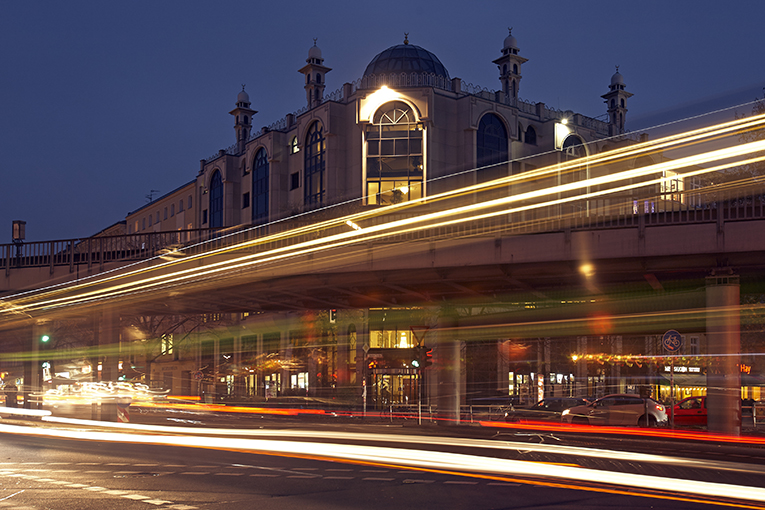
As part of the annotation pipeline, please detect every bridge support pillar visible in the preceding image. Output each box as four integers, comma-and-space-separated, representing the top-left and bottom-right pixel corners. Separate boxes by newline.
96, 307, 121, 385
706, 272, 740, 435
434, 307, 460, 424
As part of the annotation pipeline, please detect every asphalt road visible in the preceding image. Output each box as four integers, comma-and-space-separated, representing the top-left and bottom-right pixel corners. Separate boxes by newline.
0, 422, 740, 510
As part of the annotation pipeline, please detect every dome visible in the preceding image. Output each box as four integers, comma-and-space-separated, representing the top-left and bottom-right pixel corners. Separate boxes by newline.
363, 43, 450, 79
308, 43, 322, 60
610, 70, 625, 87
503, 33, 518, 51
237, 88, 250, 104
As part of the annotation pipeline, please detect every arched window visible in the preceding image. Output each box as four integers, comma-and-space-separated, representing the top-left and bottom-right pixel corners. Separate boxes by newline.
316, 73, 321, 83
365, 101, 423, 205
477, 114, 508, 181
620, 98, 625, 107
513, 64, 518, 74
304, 122, 326, 206
518, 123, 523, 141
209, 170, 223, 228
503, 64, 507, 74
524, 126, 537, 145
252, 148, 269, 224
562, 135, 586, 161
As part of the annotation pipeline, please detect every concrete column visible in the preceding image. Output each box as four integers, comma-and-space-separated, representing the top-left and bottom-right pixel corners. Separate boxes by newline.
97, 307, 120, 383
706, 273, 740, 435
434, 307, 460, 424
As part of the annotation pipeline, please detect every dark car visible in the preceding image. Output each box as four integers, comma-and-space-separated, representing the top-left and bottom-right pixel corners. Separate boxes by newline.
506, 397, 589, 422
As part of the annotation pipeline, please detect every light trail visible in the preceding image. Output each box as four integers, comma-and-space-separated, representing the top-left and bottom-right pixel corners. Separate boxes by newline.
2, 421, 765, 507
5, 137, 765, 315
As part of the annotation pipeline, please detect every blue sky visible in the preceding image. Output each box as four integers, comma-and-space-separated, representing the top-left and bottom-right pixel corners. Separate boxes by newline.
1, 1, 762, 241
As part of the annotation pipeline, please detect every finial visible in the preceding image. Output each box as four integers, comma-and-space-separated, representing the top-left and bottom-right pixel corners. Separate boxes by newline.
508, 27, 513, 35
404, 32, 409, 45
615, 65, 620, 73
241, 84, 246, 91
313, 37, 317, 47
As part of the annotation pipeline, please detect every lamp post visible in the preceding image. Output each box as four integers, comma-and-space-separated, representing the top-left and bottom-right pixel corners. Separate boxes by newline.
12, 220, 25, 263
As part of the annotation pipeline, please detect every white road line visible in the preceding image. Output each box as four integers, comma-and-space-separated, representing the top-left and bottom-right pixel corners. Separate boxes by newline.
363, 477, 395, 481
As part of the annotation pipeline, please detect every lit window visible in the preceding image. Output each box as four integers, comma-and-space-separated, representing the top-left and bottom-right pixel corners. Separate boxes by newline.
291, 136, 300, 154
252, 148, 269, 223
304, 123, 325, 207
365, 101, 423, 205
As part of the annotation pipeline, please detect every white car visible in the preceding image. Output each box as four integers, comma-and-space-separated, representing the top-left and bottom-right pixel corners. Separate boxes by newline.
561, 394, 668, 427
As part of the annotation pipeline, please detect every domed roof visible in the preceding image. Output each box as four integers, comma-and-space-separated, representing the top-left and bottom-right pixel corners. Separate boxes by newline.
610, 69, 625, 86
503, 29, 518, 51
237, 87, 250, 104
363, 43, 450, 79
308, 40, 322, 60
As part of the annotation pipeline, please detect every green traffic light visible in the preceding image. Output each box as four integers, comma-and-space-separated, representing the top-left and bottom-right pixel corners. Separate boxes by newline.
41, 335, 50, 343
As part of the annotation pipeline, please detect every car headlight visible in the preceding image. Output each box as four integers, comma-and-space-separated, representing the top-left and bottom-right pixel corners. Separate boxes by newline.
562, 409, 570, 416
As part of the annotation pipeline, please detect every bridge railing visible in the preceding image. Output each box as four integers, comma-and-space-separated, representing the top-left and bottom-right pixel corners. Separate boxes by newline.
4, 189, 764, 277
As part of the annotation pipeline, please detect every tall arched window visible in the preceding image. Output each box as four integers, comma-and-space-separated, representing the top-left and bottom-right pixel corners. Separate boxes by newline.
252, 148, 269, 224
209, 170, 223, 228
524, 126, 537, 145
477, 113, 509, 183
365, 101, 423, 205
304, 122, 325, 206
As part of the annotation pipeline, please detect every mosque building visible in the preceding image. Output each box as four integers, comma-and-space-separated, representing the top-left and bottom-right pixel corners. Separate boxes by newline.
126, 31, 633, 236
121, 31, 643, 406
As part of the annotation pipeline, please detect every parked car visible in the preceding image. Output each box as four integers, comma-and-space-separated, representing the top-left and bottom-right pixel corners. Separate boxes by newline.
561, 394, 668, 427
506, 397, 589, 422
673, 396, 706, 427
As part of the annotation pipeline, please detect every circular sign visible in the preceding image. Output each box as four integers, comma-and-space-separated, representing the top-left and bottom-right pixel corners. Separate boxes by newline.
662, 330, 683, 353
193, 371, 204, 381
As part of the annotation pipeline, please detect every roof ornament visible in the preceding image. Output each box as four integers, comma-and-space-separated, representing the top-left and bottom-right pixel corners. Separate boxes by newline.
615, 65, 620, 73
404, 32, 409, 45
313, 37, 318, 46
508, 27, 513, 35
241, 84, 246, 91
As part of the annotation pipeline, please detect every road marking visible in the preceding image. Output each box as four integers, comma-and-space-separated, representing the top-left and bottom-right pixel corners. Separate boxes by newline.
287, 475, 319, 479
293, 467, 319, 471
326, 468, 353, 472
249, 474, 279, 477
83, 487, 107, 491
213, 472, 243, 476
134, 463, 159, 467
102, 490, 131, 495
487, 482, 521, 486
324, 476, 355, 480
403, 479, 435, 484
144, 499, 173, 505
105, 463, 129, 466
65, 484, 89, 488
361, 469, 389, 473
179, 472, 209, 475
165, 505, 198, 510
121, 494, 150, 500
363, 477, 395, 481
444, 481, 478, 485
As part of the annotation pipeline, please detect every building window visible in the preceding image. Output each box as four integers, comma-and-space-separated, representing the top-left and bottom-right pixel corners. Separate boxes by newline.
188, 195, 192, 209
148, 216, 152, 227
170, 204, 175, 216
242, 192, 250, 209
290, 172, 300, 190
179, 199, 184, 212
252, 148, 269, 223
365, 101, 423, 205
304, 122, 325, 207
291, 136, 300, 154
209, 170, 223, 228
524, 125, 537, 145
476, 113, 508, 182
164, 207, 168, 220
202, 209, 208, 225
156, 212, 160, 223
141, 219, 145, 230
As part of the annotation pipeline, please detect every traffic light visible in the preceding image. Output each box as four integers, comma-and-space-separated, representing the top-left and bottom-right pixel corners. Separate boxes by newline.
414, 346, 433, 369
329, 309, 337, 323
40, 335, 50, 344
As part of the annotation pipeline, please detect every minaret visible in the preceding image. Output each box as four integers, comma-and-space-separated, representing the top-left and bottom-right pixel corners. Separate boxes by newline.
229, 85, 256, 153
601, 66, 633, 136
492, 28, 528, 103
298, 39, 332, 108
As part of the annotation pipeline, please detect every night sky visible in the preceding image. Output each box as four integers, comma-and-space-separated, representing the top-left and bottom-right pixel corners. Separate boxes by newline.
1, 1, 762, 242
